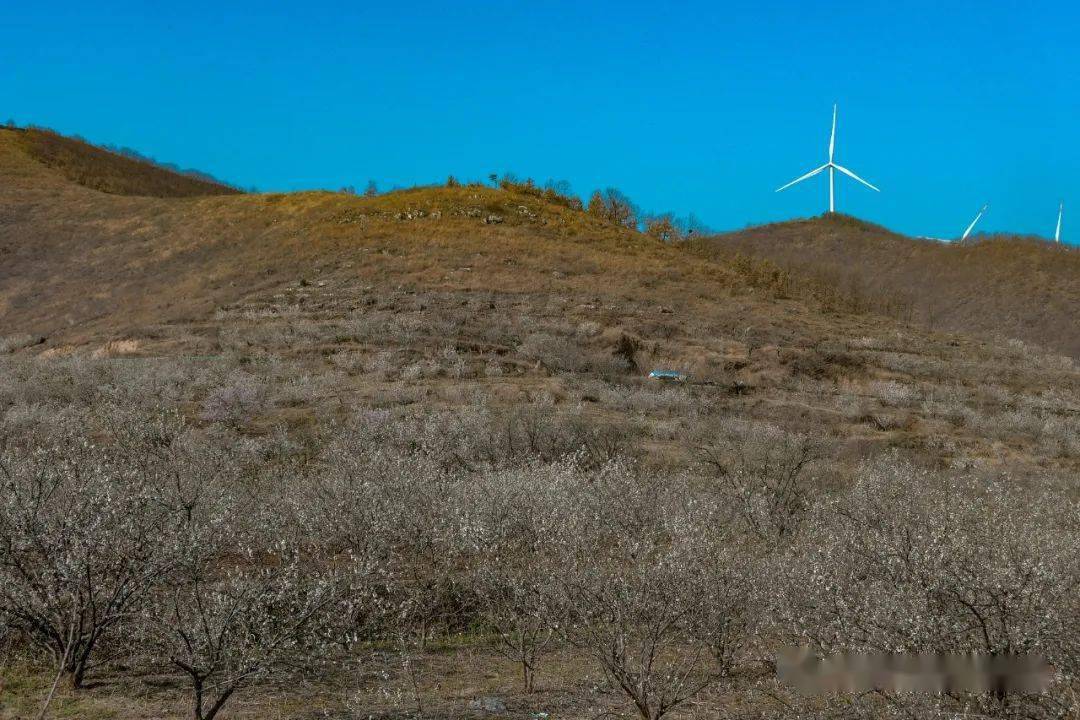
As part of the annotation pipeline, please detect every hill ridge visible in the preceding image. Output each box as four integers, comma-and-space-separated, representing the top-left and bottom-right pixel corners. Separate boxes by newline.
694, 213, 1080, 358
4, 126, 240, 198
2, 128, 1078, 362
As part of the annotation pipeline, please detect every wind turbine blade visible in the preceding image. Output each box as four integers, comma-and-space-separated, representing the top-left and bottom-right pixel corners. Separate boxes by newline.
1055, 201, 1063, 242
776, 164, 828, 193
961, 203, 988, 241
829, 104, 837, 162
832, 163, 880, 192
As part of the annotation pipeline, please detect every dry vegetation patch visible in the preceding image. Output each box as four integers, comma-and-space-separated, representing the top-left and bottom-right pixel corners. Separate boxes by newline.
10, 127, 240, 197
693, 214, 1080, 358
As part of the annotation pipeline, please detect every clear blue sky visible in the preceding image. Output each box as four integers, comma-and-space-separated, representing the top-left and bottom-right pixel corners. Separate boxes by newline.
3, 1, 1078, 241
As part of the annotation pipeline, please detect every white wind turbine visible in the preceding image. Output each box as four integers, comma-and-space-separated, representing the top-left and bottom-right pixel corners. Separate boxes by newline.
776, 104, 879, 213
1054, 201, 1063, 243
961, 203, 989, 241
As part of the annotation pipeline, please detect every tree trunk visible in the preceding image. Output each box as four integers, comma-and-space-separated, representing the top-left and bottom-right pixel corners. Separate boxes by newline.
521, 659, 534, 694
201, 686, 236, 720
62, 636, 96, 689
192, 676, 204, 720
68, 662, 86, 690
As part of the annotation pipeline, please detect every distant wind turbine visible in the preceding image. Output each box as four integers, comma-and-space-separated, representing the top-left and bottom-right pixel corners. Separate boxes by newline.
776, 104, 879, 214
1054, 201, 1063, 243
961, 203, 989, 241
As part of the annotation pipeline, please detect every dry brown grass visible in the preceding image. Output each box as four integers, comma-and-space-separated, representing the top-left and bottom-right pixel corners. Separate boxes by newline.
10, 127, 240, 197
0, 128, 738, 347
691, 214, 1080, 358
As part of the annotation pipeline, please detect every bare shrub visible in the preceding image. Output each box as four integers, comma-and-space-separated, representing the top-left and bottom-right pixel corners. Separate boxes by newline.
518, 332, 590, 373
599, 382, 695, 415
700, 421, 822, 541
612, 333, 641, 374
150, 538, 354, 720
1005, 338, 1077, 372
476, 568, 553, 694
551, 463, 757, 720
345, 312, 421, 346
368, 349, 402, 380
587, 187, 639, 228
867, 408, 909, 431
400, 362, 425, 381
779, 455, 1080, 719
274, 373, 323, 407
468, 463, 579, 692
439, 346, 468, 379
498, 176, 583, 211
0, 354, 216, 418
501, 405, 624, 469
576, 320, 602, 338
336, 400, 623, 472
921, 383, 971, 425
483, 356, 504, 377
200, 370, 266, 426
141, 451, 373, 720
311, 428, 474, 647
848, 336, 882, 350
869, 379, 919, 407
0, 415, 186, 688
1038, 416, 1080, 458
559, 555, 718, 720
0, 334, 44, 354
644, 214, 682, 243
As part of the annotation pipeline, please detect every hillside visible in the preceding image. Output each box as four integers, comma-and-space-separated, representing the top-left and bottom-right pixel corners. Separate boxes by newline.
1, 129, 1078, 720
8, 126, 240, 197
0, 127, 741, 348
692, 214, 1080, 358
2, 127, 1077, 462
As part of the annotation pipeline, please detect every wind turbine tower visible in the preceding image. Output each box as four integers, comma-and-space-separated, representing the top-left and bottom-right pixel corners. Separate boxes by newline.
961, 203, 989, 241
1055, 201, 1063, 243
776, 104, 879, 214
